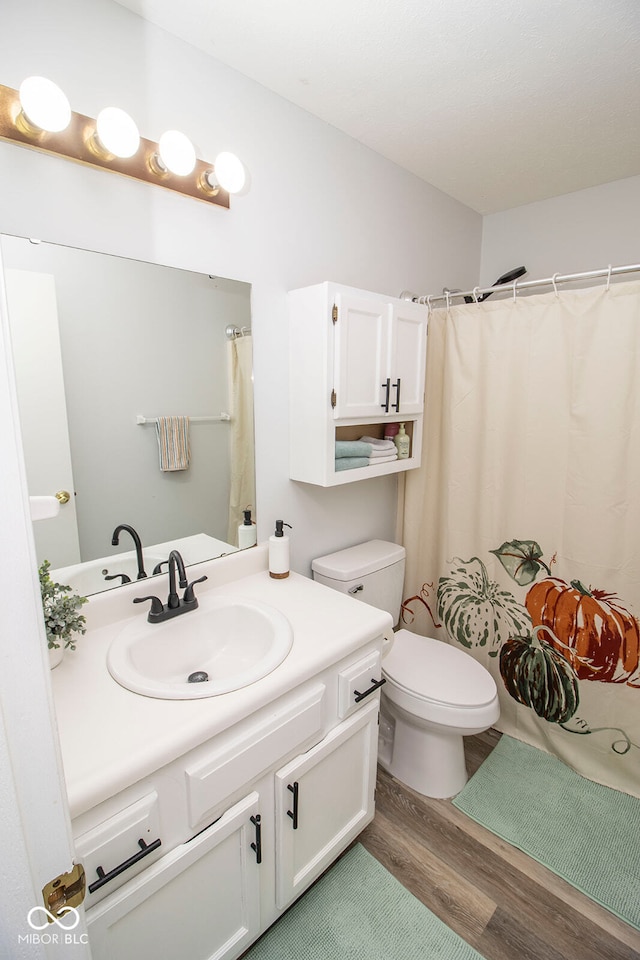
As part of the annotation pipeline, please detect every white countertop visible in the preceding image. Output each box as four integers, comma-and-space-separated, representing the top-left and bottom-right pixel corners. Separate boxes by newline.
51, 544, 392, 819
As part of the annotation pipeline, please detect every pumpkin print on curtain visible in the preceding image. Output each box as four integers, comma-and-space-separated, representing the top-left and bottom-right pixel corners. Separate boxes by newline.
400, 279, 640, 799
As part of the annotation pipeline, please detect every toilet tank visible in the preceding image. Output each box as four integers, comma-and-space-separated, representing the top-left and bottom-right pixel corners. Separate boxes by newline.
312, 540, 406, 625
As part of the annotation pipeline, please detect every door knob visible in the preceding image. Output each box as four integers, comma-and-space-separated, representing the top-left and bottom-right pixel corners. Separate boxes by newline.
55, 490, 71, 504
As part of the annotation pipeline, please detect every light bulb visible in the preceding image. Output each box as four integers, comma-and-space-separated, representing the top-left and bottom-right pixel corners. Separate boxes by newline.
95, 107, 140, 159
214, 152, 246, 194
157, 130, 196, 176
18, 76, 71, 133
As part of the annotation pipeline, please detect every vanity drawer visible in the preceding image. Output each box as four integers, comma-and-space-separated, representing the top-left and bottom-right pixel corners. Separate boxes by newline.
185, 684, 326, 831
75, 791, 163, 908
338, 650, 383, 718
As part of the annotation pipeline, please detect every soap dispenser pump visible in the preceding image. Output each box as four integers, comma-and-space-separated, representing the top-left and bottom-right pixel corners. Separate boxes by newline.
269, 520, 292, 579
238, 508, 257, 548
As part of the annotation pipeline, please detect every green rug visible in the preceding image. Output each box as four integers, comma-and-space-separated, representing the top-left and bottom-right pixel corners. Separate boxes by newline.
453, 735, 640, 930
244, 844, 486, 959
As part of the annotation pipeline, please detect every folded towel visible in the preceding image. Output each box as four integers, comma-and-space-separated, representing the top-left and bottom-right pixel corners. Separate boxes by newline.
359, 436, 397, 451
368, 453, 397, 465
368, 445, 399, 459
335, 440, 373, 459
156, 416, 191, 471
335, 457, 370, 472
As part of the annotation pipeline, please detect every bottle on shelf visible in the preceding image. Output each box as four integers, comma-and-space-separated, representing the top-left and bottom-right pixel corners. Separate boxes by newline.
394, 423, 410, 459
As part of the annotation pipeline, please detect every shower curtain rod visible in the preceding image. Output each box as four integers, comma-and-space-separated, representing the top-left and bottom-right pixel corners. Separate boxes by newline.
417, 262, 640, 306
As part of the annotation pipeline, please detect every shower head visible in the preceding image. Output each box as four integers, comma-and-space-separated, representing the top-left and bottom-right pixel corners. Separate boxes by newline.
475, 265, 527, 302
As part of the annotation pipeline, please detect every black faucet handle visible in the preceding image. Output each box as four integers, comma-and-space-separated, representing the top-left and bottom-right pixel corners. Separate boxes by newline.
104, 572, 132, 584
183, 575, 208, 604
133, 595, 164, 616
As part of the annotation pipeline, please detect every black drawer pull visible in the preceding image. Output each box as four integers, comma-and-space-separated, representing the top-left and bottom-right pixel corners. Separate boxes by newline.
250, 814, 262, 864
287, 781, 299, 830
392, 378, 401, 412
381, 378, 391, 412
353, 677, 386, 703
88, 837, 161, 894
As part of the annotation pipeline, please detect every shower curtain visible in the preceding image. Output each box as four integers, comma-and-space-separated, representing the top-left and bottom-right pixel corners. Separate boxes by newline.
226, 334, 256, 545
401, 280, 640, 799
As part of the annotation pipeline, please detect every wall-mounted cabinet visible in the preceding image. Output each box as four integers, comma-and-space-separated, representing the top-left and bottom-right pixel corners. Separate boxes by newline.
289, 282, 428, 486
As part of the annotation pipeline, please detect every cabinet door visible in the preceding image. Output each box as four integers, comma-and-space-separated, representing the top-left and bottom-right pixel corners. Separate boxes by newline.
389, 301, 427, 414
274, 698, 379, 909
333, 293, 392, 418
87, 792, 261, 960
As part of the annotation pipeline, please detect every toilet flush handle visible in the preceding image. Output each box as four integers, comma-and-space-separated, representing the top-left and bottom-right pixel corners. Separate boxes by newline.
348, 584, 364, 595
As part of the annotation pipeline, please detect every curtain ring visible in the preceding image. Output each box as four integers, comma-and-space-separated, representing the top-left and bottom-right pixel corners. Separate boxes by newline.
426, 294, 433, 316
512, 279, 518, 303
472, 286, 480, 303
551, 273, 560, 297
606, 264, 612, 291
445, 290, 451, 310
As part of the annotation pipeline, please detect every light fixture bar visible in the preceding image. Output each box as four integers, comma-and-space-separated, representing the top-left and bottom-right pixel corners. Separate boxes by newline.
0, 84, 230, 208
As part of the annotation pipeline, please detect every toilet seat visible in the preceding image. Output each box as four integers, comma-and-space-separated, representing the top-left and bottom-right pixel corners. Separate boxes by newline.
383, 629, 497, 707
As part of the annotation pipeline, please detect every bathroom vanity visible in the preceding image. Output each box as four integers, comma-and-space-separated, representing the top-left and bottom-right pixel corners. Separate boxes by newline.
51, 545, 391, 960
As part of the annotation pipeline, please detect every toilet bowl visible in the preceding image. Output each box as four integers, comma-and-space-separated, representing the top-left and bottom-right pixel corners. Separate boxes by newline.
312, 540, 500, 799
380, 629, 499, 798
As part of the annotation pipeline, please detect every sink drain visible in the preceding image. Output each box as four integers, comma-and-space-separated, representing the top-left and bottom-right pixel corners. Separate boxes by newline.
187, 671, 209, 683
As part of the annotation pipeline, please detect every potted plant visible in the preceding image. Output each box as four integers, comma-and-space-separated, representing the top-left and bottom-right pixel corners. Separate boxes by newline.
38, 560, 88, 668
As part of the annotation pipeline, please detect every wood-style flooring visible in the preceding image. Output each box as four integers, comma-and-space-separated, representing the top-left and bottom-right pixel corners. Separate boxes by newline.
359, 729, 640, 960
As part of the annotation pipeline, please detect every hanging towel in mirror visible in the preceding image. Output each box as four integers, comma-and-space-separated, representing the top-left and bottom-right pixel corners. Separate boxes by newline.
156, 416, 191, 471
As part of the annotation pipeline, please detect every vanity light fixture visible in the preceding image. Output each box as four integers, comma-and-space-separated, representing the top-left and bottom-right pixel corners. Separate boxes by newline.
93, 107, 140, 160
17, 76, 71, 134
0, 79, 243, 209
154, 130, 197, 176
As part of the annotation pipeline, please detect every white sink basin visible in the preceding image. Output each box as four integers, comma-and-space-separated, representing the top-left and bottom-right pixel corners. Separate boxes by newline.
107, 595, 294, 699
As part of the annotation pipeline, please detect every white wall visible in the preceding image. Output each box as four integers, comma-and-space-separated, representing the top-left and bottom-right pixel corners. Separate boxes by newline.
0, 0, 482, 576
480, 175, 640, 286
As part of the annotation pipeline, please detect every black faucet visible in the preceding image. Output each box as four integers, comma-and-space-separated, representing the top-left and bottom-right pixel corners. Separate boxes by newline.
133, 549, 207, 623
111, 524, 147, 580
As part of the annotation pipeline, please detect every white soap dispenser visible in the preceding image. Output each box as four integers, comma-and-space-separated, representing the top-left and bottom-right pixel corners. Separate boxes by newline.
394, 422, 410, 459
269, 520, 292, 579
238, 508, 257, 548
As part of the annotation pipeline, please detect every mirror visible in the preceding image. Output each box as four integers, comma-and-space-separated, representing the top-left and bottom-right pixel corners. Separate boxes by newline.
1, 234, 255, 595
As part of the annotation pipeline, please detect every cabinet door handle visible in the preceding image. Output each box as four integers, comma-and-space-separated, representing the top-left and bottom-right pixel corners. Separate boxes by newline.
353, 677, 386, 703
250, 814, 262, 864
88, 837, 162, 894
381, 378, 391, 412
392, 378, 401, 412
287, 781, 299, 830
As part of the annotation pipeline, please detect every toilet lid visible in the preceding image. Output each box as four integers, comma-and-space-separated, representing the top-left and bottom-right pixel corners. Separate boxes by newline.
383, 630, 497, 707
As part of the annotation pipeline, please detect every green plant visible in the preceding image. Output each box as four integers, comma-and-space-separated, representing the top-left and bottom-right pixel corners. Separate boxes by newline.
39, 560, 88, 651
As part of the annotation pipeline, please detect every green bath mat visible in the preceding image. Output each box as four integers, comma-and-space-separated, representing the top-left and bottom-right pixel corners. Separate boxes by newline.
453, 735, 640, 930
244, 843, 486, 959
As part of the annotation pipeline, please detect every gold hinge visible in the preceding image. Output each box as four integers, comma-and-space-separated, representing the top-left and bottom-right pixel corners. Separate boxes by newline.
332, 303, 338, 324
43, 862, 86, 919
331, 389, 337, 408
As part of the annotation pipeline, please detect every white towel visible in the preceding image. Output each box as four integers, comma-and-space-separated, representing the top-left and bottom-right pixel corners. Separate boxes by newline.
368, 446, 399, 459
359, 436, 397, 451
156, 416, 191, 471
368, 453, 398, 465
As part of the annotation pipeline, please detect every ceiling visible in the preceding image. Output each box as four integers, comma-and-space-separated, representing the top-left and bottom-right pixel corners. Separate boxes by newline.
117, 0, 640, 214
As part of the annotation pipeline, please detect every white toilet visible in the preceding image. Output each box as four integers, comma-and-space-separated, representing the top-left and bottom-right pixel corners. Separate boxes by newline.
312, 540, 500, 799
